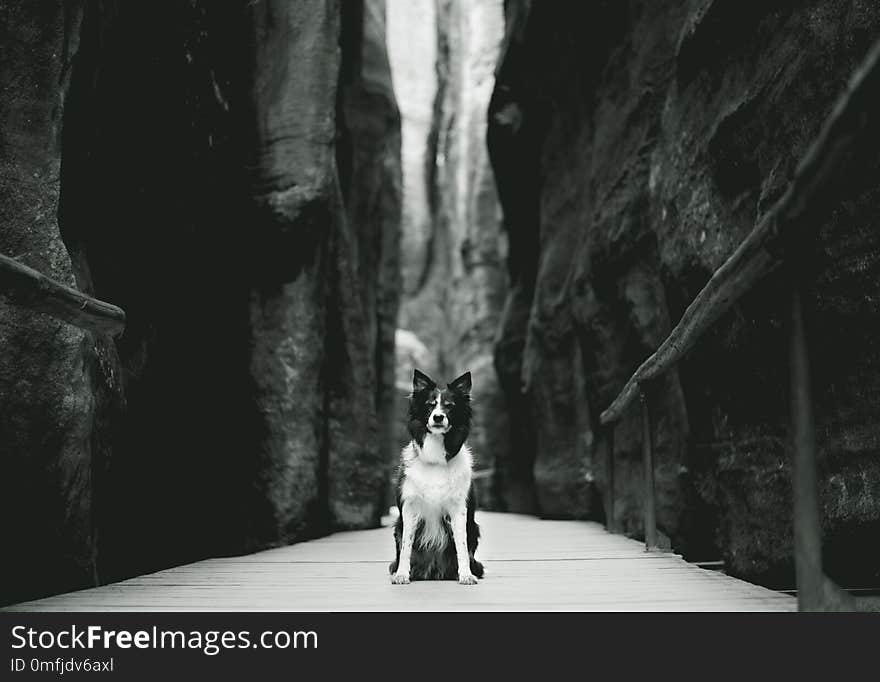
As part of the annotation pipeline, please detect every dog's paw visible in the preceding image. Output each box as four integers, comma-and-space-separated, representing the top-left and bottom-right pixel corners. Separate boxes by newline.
458, 573, 478, 585
391, 572, 411, 585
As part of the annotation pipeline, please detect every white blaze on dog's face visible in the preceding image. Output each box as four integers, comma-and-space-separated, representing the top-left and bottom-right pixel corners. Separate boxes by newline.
427, 389, 451, 434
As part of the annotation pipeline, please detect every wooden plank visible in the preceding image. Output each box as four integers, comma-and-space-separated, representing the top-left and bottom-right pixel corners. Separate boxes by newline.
3, 513, 795, 612
0, 252, 126, 336
600, 37, 880, 425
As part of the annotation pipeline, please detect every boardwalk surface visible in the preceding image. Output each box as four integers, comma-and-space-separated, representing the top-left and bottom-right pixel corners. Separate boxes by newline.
5, 513, 795, 611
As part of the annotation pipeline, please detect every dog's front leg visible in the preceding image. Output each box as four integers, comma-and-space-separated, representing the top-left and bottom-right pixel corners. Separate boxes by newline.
451, 507, 477, 585
391, 501, 417, 584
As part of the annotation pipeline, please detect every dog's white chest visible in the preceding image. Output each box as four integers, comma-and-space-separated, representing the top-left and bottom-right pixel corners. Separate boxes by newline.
400, 436, 472, 511
420, 432, 447, 464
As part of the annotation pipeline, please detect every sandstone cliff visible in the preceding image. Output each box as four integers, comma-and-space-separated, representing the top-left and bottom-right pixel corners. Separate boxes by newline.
489, 0, 880, 584
0, 0, 99, 604
0, 0, 402, 604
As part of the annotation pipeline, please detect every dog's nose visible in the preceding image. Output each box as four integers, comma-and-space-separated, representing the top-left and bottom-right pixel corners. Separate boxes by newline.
432, 414, 444, 423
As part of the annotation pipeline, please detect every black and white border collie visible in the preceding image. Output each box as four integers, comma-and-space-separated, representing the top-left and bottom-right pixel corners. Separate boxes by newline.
389, 369, 483, 585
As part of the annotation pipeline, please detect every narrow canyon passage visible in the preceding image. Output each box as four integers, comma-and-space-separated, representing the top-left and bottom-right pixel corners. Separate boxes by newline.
1, 1, 880, 610
385, 0, 510, 511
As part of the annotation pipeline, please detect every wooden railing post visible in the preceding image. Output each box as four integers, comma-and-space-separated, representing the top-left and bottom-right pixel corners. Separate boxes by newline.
604, 425, 616, 533
789, 282, 823, 609
789, 279, 853, 611
639, 383, 658, 551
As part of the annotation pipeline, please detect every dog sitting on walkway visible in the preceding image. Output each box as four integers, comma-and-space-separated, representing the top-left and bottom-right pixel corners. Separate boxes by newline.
389, 369, 483, 585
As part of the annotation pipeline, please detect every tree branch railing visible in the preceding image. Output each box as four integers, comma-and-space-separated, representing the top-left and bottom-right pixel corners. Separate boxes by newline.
599, 37, 880, 612
0, 253, 125, 337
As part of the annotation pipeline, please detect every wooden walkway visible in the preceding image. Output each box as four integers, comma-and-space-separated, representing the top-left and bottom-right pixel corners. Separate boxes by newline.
5, 513, 795, 611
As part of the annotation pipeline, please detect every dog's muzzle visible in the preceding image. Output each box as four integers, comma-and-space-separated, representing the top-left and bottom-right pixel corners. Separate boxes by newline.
428, 412, 449, 433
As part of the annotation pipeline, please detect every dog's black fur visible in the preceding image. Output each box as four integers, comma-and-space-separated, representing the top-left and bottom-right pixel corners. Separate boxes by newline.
389, 370, 484, 581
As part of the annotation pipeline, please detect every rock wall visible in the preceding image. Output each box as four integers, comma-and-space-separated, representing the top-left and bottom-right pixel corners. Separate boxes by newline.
0, 0, 401, 603
387, 0, 507, 505
0, 1, 99, 605
490, 0, 880, 584
338, 0, 404, 515
436, 0, 508, 506
385, 0, 439, 497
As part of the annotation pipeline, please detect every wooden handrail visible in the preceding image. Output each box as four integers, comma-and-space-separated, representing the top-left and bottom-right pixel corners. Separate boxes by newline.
600, 37, 880, 425
0, 253, 126, 337
599, 38, 880, 610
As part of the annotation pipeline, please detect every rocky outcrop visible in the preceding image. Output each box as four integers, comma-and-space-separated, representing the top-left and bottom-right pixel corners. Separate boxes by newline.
1, 0, 401, 603
489, 1, 880, 584
337, 0, 404, 519
0, 1, 100, 605
388, 0, 507, 506
436, 0, 508, 507
387, 0, 438, 307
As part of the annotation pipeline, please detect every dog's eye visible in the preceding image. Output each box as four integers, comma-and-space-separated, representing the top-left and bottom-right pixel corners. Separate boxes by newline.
443, 402, 454, 408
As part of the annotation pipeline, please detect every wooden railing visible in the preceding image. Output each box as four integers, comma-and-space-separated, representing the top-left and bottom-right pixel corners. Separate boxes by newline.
599, 38, 880, 612
0, 253, 125, 336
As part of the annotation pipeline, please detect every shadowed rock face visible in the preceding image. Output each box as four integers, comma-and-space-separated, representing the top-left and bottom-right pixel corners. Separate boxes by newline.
1, 0, 401, 603
490, 0, 880, 584
0, 1, 100, 605
337, 0, 403, 522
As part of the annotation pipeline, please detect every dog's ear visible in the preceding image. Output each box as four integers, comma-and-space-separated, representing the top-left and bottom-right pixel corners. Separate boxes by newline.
448, 371, 472, 396
412, 368, 435, 393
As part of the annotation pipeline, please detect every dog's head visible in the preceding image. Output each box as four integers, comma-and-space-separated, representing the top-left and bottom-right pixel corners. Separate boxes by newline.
409, 368, 472, 436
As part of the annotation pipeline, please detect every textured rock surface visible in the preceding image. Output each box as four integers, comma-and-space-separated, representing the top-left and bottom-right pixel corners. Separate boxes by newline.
1, 0, 401, 602
388, 0, 507, 506
385, 0, 439, 494
337, 0, 403, 524
0, 1, 101, 605
387, 0, 437, 302
437, 0, 507, 506
490, 0, 880, 583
